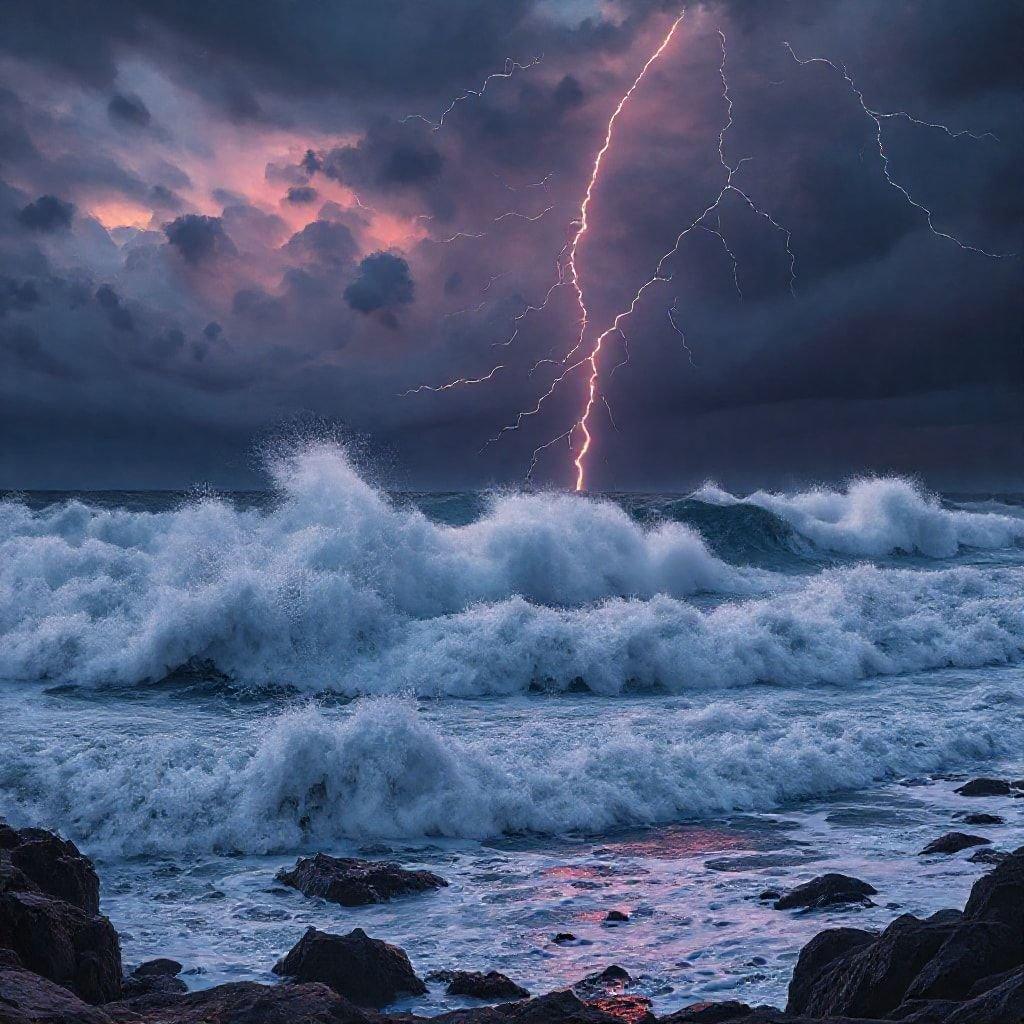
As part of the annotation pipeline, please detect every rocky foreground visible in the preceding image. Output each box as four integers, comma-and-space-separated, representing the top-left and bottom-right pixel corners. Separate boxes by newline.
1, 818, 1022, 1024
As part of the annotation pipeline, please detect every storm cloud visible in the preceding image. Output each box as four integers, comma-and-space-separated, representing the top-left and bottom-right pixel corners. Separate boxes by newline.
0, 0, 1020, 490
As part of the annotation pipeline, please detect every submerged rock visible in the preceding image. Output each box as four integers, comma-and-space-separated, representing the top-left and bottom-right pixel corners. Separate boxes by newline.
441, 970, 530, 1000
955, 812, 1004, 826
272, 926, 426, 1007
955, 778, 1012, 797
919, 832, 991, 855
773, 873, 877, 911
276, 853, 448, 906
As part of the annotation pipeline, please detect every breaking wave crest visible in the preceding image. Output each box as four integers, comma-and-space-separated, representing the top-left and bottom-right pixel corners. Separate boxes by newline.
1, 443, 1022, 692
2, 691, 1019, 855
691, 476, 1024, 557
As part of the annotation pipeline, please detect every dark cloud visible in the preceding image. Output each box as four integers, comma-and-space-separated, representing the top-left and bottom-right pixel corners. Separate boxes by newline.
163, 213, 235, 264
0, 278, 41, 316
344, 252, 415, 313
17, 195, 74, 232
321, 122, 444, 191
283, 219, 358, 268
107, 91, 151, 128
148, 184, 182, 211
0, 0, 1019, 489
285, 185, 318, 205
95, 284, 134, 331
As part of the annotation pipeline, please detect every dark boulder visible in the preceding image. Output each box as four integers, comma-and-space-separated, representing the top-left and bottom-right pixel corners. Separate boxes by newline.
273, 926, 426, 1007
0, 827, 122, 1005
786, 927, 877, 1013
963, 845, 1024, 935
903, 920, 1022, 1001
439, 970, 530, 1000
0, 824, 100, 915
941, 966, 1024, 1024
102, 979, 373, 1023
276, 853, 447, 906
919, 833, 990, 856
553, 933, 578, 944
121, 958, 187, 998
0, 962, 114, 1023
955, 778, 1012, 797
132, 958, 183, 977
786, 910, 962, 1018
773, 874, 877, 911
604, 911, 629, 923
572, 966, 632, 999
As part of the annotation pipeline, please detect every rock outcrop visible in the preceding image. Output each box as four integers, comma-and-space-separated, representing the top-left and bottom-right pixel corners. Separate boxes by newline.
773, 874, 877, 911
0, 823, 122, 1004
276, 853, 448, 906
273, 926, 427, 1007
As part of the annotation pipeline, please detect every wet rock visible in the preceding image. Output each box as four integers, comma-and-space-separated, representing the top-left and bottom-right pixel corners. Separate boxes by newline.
604, 911, 629, 923
919, 832, 991, 856
573, 965, 632, 999
0, 963, 114, 1023
0, 824, 100, 915
963, 845, 1024, 928
659, 1002, 754, 1022
121, 958, 187, 998
437, 989, 626, 1024
0, 826, 122, 1004
786, 850, 1024, 1020
276, 853, 448, 906
103, 979, 373, 1024
785, 927, 877, 1013
955, 812, 1004, 826
773, 873, 877, 911
955, 778, 1012, 797
584, 994, 654, 1024
967, 847, 1009, 865
272, 926, 426, 1007
553, 933, 578, 944
443, 970, 530, 1001
133, 958, 183, 977
941, 967, 1024, 1024
902, 919, 1022, 1002
786, 910, 962, 1018
756, 889, 781, 902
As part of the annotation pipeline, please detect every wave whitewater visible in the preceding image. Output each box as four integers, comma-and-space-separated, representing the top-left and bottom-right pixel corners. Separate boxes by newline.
1, 443, 1022, 692
2, 692, 1020, 854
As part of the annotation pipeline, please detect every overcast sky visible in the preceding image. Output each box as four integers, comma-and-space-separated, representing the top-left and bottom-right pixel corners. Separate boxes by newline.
0, 0, 1021, 491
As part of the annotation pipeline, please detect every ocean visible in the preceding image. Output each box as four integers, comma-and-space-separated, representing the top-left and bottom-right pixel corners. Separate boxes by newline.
1, 441, 1022, 1012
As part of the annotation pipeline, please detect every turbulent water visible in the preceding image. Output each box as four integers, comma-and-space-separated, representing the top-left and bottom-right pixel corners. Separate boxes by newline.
1, 442, 1022, 1011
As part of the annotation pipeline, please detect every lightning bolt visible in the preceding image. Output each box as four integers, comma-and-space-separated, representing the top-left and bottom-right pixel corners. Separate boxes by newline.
401, 56, 543, 131
401, 19, 1011, 492
783, 42, 1015, 259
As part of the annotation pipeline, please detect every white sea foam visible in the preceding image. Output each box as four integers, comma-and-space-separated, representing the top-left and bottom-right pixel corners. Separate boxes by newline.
692, 477, 1024, 557
1, 690, 1019, 854
1, 444, 1022, 691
